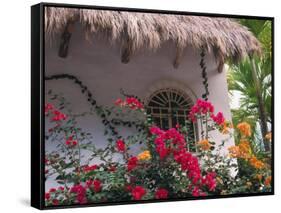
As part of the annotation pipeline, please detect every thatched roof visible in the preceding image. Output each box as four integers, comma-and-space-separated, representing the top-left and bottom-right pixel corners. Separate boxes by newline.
45, 7, 261, 68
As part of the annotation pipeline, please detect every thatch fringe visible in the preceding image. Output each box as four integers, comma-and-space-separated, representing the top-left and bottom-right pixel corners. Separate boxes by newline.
45, 7, 261, 64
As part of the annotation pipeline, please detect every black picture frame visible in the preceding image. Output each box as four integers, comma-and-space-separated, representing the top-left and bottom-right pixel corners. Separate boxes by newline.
31, 2, 274, 210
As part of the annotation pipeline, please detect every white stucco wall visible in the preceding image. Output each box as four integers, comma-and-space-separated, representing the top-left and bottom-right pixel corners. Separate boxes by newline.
45, 23, 235, 188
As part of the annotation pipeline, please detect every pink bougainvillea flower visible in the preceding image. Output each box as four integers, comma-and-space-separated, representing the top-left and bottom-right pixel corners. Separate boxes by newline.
108, 165, 116, 172
127, 157, 138, 171
85, 180, 93, 188
45, 192, 50, 200
52, 110, 67, 121
45, 158, 49, 164
52, 110, 67, 122
65, 136, 78, 147
125, 97, 144, 110
202, 172, 217, 191
155, 188, 169, 199
192, 187, 200, 197
211, 112, 225, 125
192, 186, 206, 197
49, 188, 56, 193
188, 99, 214, 122
131, 186, 146, 200
83, 164, 98, 173
116, 139, 126, 152
45, 103, 54, 114
86, 179, 102, 193
114, 98, 124, 106
152, 127, 188, 160
174, 151, 202, 185
58, 186, 64, 191
149, 126, 164, 135
114, 97, 144, 110
156, 145, 169, 159
70, 184, 87, 204
65, 136, 73, 146
93, 180, 102, 193
70, 184, 85, 193
150, 126, 210, 192
52, 199, 59, 205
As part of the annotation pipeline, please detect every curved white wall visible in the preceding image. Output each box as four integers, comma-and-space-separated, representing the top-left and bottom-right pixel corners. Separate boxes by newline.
45, 23, 235, 189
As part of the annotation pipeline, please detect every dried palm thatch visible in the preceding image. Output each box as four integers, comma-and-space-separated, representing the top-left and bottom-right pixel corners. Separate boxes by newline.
45, 7, 261, 68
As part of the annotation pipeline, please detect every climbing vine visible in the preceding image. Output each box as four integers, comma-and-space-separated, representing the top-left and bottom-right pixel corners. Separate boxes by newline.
45, 74, 145, 139
200, 48, 209, 101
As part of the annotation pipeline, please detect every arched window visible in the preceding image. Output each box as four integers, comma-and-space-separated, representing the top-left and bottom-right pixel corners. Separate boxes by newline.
146, 88, 197, 152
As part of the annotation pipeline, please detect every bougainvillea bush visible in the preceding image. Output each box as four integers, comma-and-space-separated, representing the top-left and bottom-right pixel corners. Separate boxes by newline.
44, 92, 272, 206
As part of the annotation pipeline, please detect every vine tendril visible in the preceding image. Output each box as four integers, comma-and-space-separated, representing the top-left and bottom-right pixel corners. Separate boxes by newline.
200, 49, 209, 101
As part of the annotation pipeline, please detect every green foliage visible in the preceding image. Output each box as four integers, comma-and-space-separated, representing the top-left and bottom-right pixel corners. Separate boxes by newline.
44, 94, 272, 206
228, 19, 272, 149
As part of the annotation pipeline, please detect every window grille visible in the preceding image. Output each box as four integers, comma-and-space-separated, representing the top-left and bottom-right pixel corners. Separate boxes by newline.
146, 88, 197, 152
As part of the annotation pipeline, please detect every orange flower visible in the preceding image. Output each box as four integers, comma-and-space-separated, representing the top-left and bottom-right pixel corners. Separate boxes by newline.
221, 122, 229, 134
238, 140, 251, 159
137, 150, 151, 161
237, 122, 251, 137
249, 156, 264, 169
228, 146, 240, 158
221, 128, 229, 135
265, 132, 272, 141
264, 176, 272, 187
220, 121, 233, 134
228, 140, 251, 159
197, 139, 211, 151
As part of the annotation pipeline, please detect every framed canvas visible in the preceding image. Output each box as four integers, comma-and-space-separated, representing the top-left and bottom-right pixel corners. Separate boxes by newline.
31, 2, 274, 210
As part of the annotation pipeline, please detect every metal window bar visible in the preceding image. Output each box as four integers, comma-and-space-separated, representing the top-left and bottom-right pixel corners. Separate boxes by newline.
147, 93, 198, 152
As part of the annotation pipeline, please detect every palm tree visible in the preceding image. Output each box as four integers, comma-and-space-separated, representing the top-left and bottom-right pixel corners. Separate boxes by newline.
228, 20, 272, 151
